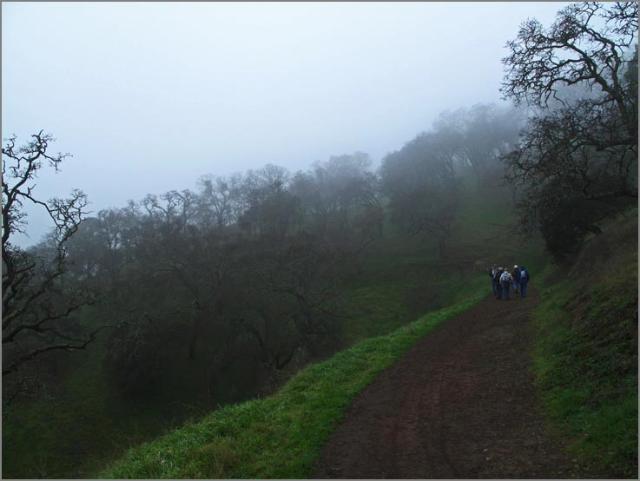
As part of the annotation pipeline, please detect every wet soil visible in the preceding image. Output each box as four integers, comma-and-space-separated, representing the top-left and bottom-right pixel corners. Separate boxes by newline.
313, 288, 587, 478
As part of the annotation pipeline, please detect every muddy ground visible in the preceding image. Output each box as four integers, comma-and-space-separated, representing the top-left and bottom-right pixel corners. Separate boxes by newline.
314, 288, 588, 478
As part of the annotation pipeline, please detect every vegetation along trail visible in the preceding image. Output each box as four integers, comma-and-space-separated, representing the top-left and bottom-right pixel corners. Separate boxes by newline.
314, 288, 584, 478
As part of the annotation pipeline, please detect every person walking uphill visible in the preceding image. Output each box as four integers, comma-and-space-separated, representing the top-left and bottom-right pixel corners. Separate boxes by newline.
489, 265, 498, 297
519, 266, 530, 298
500, 269, 513, 300
512, 265, 521, 295
494, 267, 504, 300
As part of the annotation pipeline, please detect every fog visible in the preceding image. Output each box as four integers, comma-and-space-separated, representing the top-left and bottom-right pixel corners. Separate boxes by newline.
2, 2, 567, 246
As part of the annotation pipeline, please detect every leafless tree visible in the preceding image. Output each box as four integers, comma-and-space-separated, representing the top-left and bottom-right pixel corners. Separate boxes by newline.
502, 2, 637, 136
2, 132, 96, 376
196, 174, 243, 228
501, 1, 638, 259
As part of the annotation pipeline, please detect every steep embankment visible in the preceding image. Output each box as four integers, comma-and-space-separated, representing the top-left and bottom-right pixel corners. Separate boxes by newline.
101, 290, 486, 478
532, 211, 638, 478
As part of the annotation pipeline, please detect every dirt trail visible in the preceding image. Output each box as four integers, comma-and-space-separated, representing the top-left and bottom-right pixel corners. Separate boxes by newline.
314, 288, 583, 479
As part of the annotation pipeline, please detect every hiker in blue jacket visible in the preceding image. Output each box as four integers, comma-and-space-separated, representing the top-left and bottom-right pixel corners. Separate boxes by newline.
494, 267, 503, 299
512, 265, 521, 296
519, 266, 530, 298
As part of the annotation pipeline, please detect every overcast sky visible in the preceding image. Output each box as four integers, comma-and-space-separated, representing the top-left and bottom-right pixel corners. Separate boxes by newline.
3, 2, 568, 246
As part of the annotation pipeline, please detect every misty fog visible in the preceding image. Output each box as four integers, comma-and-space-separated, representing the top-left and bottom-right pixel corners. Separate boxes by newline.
2, 2, 567, 246
4, 2, 638, 479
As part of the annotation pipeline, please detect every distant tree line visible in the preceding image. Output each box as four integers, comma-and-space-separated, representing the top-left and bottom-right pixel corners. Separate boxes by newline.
381, 104, 523, 257
65, 157, 384, 400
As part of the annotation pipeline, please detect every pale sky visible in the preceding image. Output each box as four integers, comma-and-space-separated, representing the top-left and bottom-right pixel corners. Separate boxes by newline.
2, 2, 569, 246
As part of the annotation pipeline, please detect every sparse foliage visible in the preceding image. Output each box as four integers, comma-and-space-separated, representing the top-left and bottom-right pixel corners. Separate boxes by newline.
501, 1, 638, 259
2, 132, 95, 377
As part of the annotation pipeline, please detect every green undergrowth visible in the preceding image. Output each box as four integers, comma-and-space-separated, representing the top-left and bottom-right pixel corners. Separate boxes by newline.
532, 212, 638, 478
341, 262, 487, 344
341, 181, 525, 345
2, 335, 182, 478
102, 287, 486, 478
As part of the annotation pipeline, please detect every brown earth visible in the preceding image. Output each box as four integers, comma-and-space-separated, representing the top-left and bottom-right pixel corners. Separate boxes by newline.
313, 288, 588, 479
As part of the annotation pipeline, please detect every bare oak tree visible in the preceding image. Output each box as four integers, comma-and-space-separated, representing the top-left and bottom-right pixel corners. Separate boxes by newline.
502, 1, 637, 138
501, 2, 638, 259
2, 131, 95, 376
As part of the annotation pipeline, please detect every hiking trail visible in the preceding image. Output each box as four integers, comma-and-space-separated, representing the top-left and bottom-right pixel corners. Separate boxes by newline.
313, 288, 586, 478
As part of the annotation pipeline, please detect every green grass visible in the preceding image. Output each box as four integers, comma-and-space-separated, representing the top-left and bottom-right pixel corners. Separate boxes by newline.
531, 215, 638, 478
101, 286, 486, 478
341, 281, 413, 342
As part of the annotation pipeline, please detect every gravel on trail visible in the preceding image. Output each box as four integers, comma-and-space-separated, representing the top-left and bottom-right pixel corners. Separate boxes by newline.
313, 288, 585, 479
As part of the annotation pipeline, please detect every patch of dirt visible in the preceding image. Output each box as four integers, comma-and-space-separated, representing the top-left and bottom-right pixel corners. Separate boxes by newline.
313, 288, 588, 478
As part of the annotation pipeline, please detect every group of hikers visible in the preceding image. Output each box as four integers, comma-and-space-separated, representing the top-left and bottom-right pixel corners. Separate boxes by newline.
489, 265, 530, 300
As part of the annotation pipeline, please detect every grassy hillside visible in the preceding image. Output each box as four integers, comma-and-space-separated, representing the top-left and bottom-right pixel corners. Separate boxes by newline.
532, 210, 638, 478
101, 288, 486, 478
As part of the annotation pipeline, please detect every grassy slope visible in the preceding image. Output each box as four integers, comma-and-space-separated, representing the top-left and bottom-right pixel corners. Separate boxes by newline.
101, 289, 486, 478
532, 211, 638, 478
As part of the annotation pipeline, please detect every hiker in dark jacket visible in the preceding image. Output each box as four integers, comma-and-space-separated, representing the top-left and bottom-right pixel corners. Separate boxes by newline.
494, 267, 503, 299
519, 266, 530, 298
512, 265, 521, 295
489, 265, 498, 296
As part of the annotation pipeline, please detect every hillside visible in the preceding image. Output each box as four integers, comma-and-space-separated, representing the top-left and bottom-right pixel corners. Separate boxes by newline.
3, 180, 521, 478
101, 293, 486, 478
532, 210, 638, 477
101, 209, 637, 479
